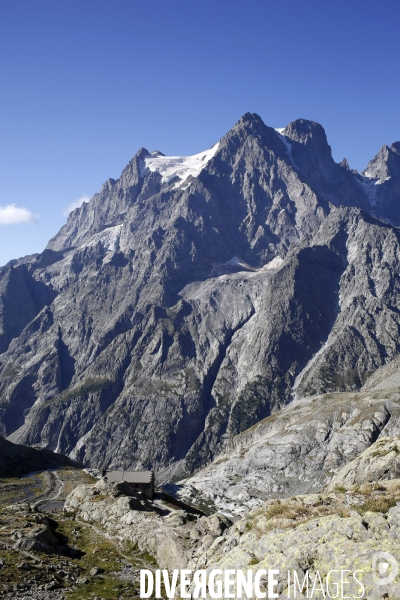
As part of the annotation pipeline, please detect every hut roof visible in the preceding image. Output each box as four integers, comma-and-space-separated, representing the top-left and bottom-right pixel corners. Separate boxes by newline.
105, 470, 153, 484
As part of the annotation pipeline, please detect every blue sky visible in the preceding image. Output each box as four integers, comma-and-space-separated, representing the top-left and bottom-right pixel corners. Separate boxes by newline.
0, 0, 399, 265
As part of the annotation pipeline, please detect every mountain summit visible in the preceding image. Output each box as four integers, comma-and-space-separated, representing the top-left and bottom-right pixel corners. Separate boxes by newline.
1, 113, 400, 477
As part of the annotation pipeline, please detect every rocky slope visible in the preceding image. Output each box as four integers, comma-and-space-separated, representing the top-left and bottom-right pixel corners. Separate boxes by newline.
165, 392, 400, 517
1, 113, 400, 476
168, 357, 400, 517
2, 429, 396, 599
186, 426, 400, 599
64, 478, 232, 572
0, 488, 153, 599
193, 481, 400, 599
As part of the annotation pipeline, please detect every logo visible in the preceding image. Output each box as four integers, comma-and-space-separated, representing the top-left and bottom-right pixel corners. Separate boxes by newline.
372, 551, 398, 586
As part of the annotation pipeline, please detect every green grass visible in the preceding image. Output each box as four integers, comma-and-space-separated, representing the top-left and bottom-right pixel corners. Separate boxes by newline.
0, 473, 46, 503
63, 377, 112, 400
42, 377, 112, 408
56, 516, 156, 599
354, 496, 397, 515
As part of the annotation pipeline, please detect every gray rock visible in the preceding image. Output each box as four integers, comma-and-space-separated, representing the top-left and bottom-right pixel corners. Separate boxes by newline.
14, 516, 63, 554
193, 488, 400, 599
17, 562, 32, 570
89, 566, 104, 576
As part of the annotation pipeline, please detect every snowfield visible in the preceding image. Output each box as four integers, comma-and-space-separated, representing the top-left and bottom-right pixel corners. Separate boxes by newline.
142, 142, 220, 188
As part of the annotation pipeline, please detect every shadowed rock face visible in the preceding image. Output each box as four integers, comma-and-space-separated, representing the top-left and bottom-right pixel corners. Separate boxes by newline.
0, 263, 55, 355
0, 436, 79, 477
1, 113, 400, 475
361, 141, 400, 224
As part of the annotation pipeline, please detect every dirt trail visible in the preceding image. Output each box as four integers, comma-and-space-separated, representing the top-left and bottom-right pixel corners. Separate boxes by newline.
14, 470, 63, 508
32, 471, 64, 509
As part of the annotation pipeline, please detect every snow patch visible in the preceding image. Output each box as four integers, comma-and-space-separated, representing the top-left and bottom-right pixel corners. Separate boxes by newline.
275, 128, 297, 168
79, 224, 123, 253
356, 175, 378, 208
356, 169, 392, 211
224, 256, 248, 268
262, 256, 284, 270
363, 170, 391, 185
208, 255, 285, 279
142, 142, 220, 188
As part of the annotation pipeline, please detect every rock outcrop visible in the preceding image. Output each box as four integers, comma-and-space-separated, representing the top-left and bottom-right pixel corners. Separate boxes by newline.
194, 481, 400, 599
64, 478, 231, 571
327, 436, 400, 490
12, 513, 63, 554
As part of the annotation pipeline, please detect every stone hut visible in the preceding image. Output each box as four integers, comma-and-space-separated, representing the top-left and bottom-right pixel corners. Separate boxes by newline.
102, 469, 155, 499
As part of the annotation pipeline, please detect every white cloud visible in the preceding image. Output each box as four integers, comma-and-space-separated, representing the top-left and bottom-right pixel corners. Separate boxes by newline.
64, 195, 90, 217
0, 204, 38, 225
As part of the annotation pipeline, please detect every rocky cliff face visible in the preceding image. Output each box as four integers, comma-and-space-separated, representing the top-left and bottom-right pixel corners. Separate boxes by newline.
1, 113, 400, 476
